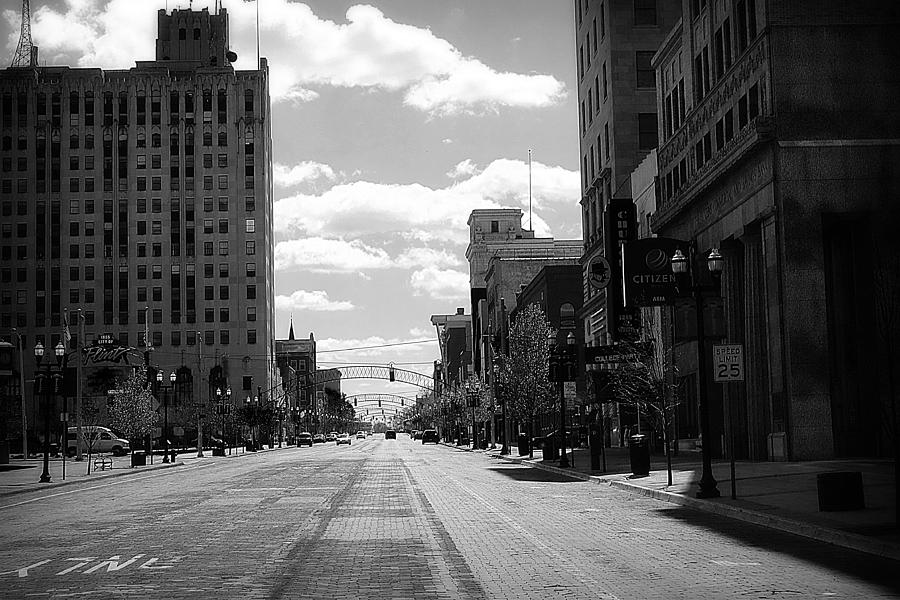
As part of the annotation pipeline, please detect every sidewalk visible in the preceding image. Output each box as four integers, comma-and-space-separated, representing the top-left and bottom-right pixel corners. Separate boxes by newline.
464, 441, 899, 562
0, 444, 285, 498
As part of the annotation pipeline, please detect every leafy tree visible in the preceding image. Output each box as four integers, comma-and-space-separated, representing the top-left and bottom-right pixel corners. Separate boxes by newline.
500, 302, 555, 458
611, 310, 680, 484
107, 364, 158, 460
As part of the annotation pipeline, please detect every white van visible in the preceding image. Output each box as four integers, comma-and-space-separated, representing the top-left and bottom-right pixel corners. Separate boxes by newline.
67, 426, 131, 456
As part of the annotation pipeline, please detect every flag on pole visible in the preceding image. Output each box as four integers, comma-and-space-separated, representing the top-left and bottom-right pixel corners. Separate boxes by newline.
63, 308, 72, 348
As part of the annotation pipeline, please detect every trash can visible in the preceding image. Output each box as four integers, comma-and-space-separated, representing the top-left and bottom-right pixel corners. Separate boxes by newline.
588, 429, 602, 471
541, 435, 558, 460
817, 471, 864, 511
131, 450, 147, 467
628, 434, 650, 476
517, 433, 530, 456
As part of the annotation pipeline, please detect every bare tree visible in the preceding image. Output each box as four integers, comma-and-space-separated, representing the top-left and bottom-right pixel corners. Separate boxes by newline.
77, 397, 104, 474
611, 309, 681, 484
501, 303, 555, 458
107, 364, 158, 464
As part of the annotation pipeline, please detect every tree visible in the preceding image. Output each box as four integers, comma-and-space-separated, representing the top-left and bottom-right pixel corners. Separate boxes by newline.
107, 364, 158, 462
501, 303, 555, 458
611, 309, 680, 484
77, 397, 104, 474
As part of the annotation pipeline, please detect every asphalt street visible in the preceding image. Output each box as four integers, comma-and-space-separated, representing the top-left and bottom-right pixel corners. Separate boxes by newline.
0, 435, 897, 599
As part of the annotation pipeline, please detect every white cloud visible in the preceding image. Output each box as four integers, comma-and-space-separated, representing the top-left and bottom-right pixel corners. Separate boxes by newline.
395, 247, 462, 270
314, 335, 439, 367
274, 157, 577, 244
274, 161, 336, 189
446, 159, 479, 180
275, 290, 354, 312
275, 237, 391, 273
17, 0, 566, 114
409, 267, 470, 301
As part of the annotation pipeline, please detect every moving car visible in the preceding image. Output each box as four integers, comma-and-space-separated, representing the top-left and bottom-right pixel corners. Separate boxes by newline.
384, 430, 397, 439
325, 432, 338, 442
67, 426, 130, 456
356, 431, 366, 439
313, 434, 326, 444
336, 434, 352, 445
421, 430, 439, 444
297, 432, 313, 447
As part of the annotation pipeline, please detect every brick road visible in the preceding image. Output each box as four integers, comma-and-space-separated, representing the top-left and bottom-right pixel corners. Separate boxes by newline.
0, 435, 896, 599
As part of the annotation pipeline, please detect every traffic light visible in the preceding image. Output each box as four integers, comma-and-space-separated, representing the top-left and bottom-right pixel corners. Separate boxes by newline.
354, 398, 357, 406
389, 364, 395, 382
401, 399, 404, 406
378, 399, 381, 407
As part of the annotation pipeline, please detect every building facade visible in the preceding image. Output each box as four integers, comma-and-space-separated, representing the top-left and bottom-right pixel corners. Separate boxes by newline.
574, 0, 681, 347
652, 0, 900, 460
0, 7, 275, 450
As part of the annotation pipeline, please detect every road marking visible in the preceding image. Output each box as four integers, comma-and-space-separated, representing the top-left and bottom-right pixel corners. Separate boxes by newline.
57, 557, 97, 575
711, 560, 762, 566
82, 554, 146, 574
0, 560, 51, 577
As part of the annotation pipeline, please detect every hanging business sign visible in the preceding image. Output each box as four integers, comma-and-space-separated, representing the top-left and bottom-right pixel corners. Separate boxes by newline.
622, 237, 688, 307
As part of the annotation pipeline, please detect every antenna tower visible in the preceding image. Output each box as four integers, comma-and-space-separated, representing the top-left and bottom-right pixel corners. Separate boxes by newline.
11, 0, 36, 68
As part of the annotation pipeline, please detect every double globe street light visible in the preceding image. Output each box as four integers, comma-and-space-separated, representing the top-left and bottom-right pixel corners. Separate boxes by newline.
156, 370, 176, 463
33, 341, 66, 484
548, 331, 577, 468
671, 245, 724, 499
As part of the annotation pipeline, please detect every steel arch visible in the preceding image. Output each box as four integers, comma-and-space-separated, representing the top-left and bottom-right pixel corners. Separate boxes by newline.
302, 365, 433, 393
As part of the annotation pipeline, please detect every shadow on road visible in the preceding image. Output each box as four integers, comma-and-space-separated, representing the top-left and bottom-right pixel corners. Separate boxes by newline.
486, 466, 582, 483
651, 504, 900, 590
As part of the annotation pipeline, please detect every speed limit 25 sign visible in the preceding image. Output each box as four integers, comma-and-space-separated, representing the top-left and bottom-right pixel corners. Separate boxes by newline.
713, 344, 745, 382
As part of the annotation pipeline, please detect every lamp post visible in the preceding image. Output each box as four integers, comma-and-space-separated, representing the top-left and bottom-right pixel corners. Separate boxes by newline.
465, 381, 478, 450
548, 331, 577, 468
671, 244, 724, 499
156, 370, 176, 463
494, 363, 509, 455
34, 341, 65, 483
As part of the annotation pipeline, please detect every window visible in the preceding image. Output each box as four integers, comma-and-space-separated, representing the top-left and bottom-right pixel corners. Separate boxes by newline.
217, 175, 228, 189
246, 263, 256, 278
219, 264, 229, 278
219, 308, 229, 322
218, 197, 229, 211
152, 265, 162, 279
205, 308, 215, 322
218, 219, 228, 234
204, 241, 213, 256
634, 0, 656, 26
220, 330, 229, 345
204, 263, 214, 278
218, 154, 228, 168
246, 241, 256, 255
137, 265, 147, 279
246, 285, 256, 300
204, 197, 214, 212
220, 285, 230, 300
152, 221, 162, 235
137, 221, 147, 235
203, 176, 213, 190
138, 287, 147, 302
245, 196, 255, 212
248, 330, 257, 344
218, 241, 228, 255
204, 286, 214, 301
247, 306, 256, 322
203, 219, 213, 234
636, 51, 656, 88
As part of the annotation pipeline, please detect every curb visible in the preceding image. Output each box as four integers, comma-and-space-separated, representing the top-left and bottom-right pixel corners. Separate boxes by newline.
491, 451, 900, 563
0, 460, 183, 499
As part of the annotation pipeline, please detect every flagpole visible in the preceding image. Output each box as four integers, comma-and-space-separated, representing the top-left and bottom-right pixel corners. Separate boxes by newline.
75, 309, 84, 461
528, 148, 533, 231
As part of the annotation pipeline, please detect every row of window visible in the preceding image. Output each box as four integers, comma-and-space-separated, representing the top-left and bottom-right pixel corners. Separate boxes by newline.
581, 114, 657, 189
693, 0, 758, 104
0, 261, 257, 284
660, 81, 761, 202
0, 175, 257, 195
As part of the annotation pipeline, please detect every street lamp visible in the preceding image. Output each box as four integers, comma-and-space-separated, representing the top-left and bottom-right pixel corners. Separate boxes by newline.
494, 363, 509, 455
34, 341, 65, 483
156, 370, 175, 463
465, 380, 478, 450
548, 331, 577, 468
671, 244, 724, 499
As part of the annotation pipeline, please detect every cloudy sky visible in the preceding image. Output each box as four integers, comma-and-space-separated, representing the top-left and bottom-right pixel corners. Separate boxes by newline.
1, 0, 580, 404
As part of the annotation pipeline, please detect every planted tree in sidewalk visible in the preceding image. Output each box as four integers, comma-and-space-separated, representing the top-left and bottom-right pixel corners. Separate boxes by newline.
107, 364, 158, 466
78, 397, 104, 474
501, 303, 555, 458
611, 309, 681, 485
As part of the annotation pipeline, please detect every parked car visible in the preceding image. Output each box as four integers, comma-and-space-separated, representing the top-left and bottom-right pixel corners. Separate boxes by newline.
421, 430, 439, 444
384, 430, 397, 440
356, 431, 366, 439
67, 426, 130, 457
313, 434, 326, 444
325, 432, 338, 442
297, 432, 313, 447
413, 430, 423, 440
336, 434, 352, 446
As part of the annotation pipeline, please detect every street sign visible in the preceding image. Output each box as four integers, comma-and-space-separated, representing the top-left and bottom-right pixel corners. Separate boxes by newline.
713, 344, 744, 382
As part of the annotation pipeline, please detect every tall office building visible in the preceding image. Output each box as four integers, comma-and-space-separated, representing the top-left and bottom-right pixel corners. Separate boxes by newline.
573, 1, 680, 346
0, 7, 275, 446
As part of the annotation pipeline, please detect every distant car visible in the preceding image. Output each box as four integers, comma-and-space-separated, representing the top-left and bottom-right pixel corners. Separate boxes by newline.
422, 430, 439, 444
384, 430, 396, 439
297, 432, 313, 447
336, 434, 352, 445
325, 432, 338, 442
67, 426, 131, 457
313, 434, 326, 444
356, 431, 366, 439
413, 430, 423, 440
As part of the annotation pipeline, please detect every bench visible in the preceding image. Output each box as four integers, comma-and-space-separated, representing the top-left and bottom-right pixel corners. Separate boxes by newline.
93, 456, 113, 471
